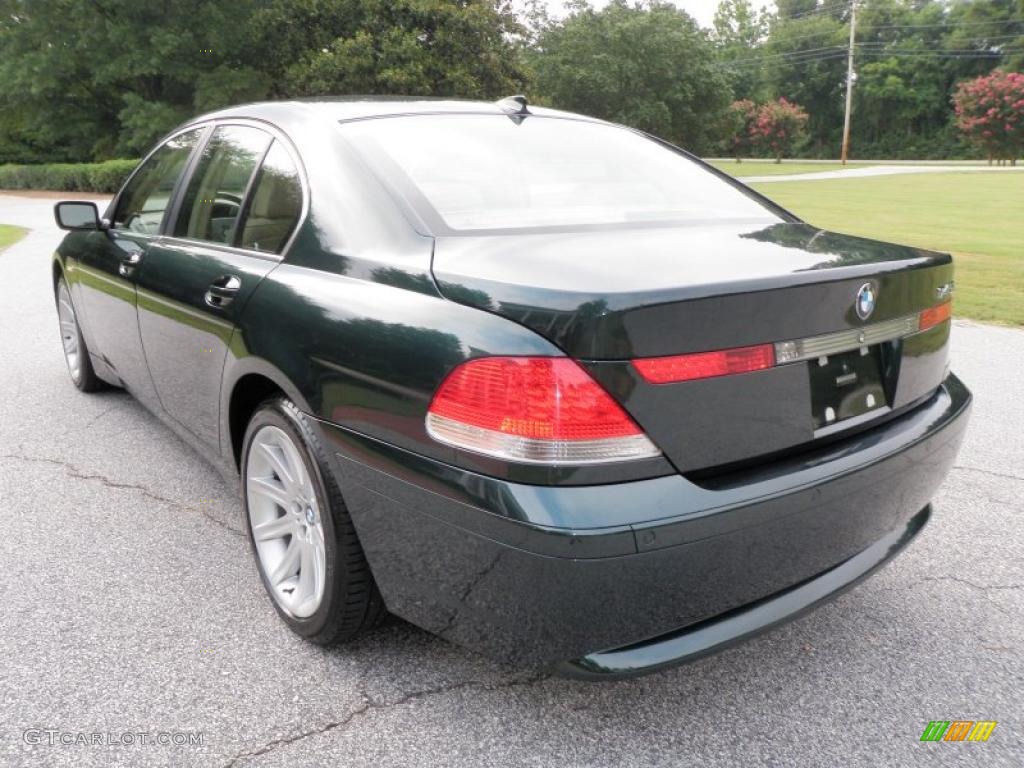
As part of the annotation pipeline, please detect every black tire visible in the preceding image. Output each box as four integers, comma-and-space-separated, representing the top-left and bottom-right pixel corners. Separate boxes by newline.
55, 276, 105, 392
241, 396, 385, 644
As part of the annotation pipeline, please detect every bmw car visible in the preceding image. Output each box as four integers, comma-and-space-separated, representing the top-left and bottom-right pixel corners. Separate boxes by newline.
51, 97, 971, 679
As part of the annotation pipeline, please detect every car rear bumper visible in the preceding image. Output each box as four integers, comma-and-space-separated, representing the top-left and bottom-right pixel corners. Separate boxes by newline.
317, 373, 971, 677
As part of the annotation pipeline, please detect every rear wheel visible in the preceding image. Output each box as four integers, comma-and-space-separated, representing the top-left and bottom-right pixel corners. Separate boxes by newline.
241, 397, 385, 643
55, 277, 103, 392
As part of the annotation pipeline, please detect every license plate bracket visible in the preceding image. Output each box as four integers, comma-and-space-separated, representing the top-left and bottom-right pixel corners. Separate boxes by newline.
808, 346, 890, 430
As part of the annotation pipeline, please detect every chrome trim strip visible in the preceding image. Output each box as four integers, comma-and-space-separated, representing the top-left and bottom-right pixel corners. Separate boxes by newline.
774, 313, 921, 364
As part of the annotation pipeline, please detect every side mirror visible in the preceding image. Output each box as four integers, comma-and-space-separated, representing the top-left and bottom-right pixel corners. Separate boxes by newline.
54, 201, 104, 231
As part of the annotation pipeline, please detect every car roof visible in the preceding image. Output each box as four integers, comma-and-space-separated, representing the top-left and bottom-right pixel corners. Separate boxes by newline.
189, 96, 600, 127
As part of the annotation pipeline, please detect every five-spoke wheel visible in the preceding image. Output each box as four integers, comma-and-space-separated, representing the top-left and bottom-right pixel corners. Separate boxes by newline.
246, 424, 327, 618
55, 276, 103, 392
241, 397, 385, 643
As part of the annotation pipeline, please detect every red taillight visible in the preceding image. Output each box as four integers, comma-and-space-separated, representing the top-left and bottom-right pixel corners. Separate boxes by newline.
632, 343, 776, 385
425, 357, 660, 464
919, 300, 952, 332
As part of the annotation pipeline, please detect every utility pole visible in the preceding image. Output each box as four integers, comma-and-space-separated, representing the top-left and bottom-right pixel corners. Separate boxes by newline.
840, 1, 857, 165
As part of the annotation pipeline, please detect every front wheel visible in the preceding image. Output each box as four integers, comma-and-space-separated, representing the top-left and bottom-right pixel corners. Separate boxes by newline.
241, 397, 385, 644
55, 276, 104, 392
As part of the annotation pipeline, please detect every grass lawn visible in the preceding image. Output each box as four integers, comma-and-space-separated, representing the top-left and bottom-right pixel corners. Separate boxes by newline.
750, 172, 1024, 326
709, 161, 875, 177
0, 223, 27, 253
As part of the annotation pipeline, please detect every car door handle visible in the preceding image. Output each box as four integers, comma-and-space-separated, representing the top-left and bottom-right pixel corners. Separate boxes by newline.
118, 251, 143, 278
205, 275, 241, 308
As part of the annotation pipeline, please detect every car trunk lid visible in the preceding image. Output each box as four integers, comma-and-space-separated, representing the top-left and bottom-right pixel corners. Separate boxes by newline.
432, 221, 954, 473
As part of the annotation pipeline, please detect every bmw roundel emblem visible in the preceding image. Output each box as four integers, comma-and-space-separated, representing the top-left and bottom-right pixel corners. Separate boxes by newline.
855, 282, 876, 321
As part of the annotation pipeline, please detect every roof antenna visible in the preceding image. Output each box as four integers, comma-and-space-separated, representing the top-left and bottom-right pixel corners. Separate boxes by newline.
497, 94, 531, 124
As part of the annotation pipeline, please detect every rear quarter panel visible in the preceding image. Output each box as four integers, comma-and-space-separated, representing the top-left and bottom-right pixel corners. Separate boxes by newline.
225, 243, 675, 484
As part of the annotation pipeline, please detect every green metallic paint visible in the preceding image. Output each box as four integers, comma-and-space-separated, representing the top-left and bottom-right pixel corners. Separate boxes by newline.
49, 100, 973, 675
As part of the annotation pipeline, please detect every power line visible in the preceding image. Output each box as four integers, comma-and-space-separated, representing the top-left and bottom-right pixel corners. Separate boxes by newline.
719, 29, 1024, 69
858, 35, 1024, 47
858, 49, 1024, 58
862, 18, 1024, 31
720, 46, 1020, 71
721, 53, 849, 71
757, 29, 1019, 49
785, 2, 851, 21
721, 45, 846, 68
738, 17, 1024, 48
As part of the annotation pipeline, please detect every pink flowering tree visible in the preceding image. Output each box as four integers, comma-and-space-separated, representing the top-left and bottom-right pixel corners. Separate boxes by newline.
726, 99, 759, 161
953, 70, 1024, 165
750, 98, 809, 162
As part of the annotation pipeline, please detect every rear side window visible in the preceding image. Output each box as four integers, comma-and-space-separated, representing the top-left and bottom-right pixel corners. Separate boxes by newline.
113, 129, 201, 234
238, 141, 303, 254
174, 125, 271, 245
340, 115, 780, 232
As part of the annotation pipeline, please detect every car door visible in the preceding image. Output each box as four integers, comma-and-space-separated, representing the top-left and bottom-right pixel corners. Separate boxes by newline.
73, 127, 205, 405
135, 124, 304, 449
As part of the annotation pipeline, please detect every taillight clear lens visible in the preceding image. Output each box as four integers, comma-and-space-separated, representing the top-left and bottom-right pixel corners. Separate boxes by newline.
632, 343, 776, 384
919, 300, 952, 331
425, 357, 660, 464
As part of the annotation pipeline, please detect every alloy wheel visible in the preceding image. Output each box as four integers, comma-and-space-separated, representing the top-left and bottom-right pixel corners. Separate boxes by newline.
57, 281, 82, 383
246, 425, 327, 618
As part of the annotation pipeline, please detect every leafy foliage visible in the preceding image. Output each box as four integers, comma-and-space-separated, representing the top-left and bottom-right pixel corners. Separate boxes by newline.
249, 0, 526, 98
0, 0, 525, 164
953, 69, 1024, 162
750, 98, 810, 160
0, 0, 272, 162
0, 159, 139, 192
528, 0, 731, 153
712, 0, 769, 104
725, 99, 759, 158
0, 0, 1022, 168
720, 0, 1024, 159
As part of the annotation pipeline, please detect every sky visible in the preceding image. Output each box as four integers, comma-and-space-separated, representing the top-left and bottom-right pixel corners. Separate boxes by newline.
517, 0, 777, 30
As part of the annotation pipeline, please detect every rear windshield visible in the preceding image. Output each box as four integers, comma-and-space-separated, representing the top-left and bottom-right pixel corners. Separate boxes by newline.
339, 114, 781, 232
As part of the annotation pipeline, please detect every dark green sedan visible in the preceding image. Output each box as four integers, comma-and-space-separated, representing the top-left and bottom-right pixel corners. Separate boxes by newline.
52, 98, 971, 679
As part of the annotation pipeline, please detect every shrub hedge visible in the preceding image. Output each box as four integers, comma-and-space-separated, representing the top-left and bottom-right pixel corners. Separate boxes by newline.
0, 159, 139, 193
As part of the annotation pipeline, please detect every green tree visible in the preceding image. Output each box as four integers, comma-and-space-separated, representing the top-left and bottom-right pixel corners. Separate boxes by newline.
529, 0, 732, 153
776, 0, 821, 20
0, 0, 525, 164
251, 0, 526, 98
713, 0, 770, 101
740, 0, 1024, 158
724, 99, 759, 158
0, 0, 271, 161
759, 11, 847, 153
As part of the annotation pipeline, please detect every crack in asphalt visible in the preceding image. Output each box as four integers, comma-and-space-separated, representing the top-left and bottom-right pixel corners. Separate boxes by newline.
918, 575, 1022, 617
0, 452, 245, 537
920, 575, 1023, 592
65, 402, 126, 435
220, 673, 550, 767
952, 464, 1024, 483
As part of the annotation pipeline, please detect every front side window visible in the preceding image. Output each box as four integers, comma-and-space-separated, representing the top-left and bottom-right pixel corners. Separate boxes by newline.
340, 115, 781, 232
113, 129, 202, 234
238, 141, 303, 253
174, 125, 271, 245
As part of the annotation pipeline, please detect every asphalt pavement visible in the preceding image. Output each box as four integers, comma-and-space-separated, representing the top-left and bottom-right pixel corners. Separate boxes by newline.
1, 192, 1021, 767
